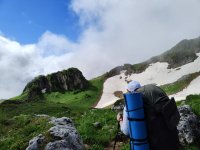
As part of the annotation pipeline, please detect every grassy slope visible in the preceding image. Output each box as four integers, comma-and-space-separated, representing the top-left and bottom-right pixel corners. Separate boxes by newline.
0, 115, 51, 150
160, 72, 200, 95
43, 76, 103, 110
1, 73, 200, 150
0, 76, 118, 150
150, 37, 200, 69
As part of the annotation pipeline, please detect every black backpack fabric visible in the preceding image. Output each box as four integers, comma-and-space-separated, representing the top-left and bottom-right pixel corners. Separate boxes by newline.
136, 84, 180, 150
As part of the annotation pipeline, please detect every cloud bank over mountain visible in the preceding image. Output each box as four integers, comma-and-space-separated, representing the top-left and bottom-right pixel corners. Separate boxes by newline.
1, 0, 200, 98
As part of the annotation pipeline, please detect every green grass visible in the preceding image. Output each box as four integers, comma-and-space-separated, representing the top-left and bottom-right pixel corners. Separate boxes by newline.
0, 100, 4, 104
156, 37, 200, 68
9, 92, 28, 101
185, 95, 200, 116
0, 100, 71, 121
75, 109, 117, 148
181, 144, 200, 150
44, 76, 104, 110
0, 76, 106, 150
160, 72, 200, 95
1, 73, 200, 150
0, 114, 52, 150
131, 62, 149, 73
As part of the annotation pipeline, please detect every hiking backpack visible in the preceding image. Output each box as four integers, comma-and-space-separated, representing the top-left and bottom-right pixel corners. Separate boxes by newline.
137, 84, 180, 150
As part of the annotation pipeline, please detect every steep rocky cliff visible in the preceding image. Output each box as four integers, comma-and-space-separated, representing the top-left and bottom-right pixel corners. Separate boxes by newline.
23, 68, 89, 100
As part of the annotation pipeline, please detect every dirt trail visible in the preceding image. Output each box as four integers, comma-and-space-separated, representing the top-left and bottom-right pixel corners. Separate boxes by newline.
104, 141, 125, 150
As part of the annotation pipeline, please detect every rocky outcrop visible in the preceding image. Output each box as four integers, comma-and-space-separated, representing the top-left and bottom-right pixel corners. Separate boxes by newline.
26, 116, 84, 150
23, 68, 89, 100
26, 134, 45, 150
46, 117, 84, 150
177, 105, 200, 145
105, 63, 148, 78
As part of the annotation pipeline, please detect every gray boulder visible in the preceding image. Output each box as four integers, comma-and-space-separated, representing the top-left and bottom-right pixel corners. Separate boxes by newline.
45, 139, 83, 150
45, 140, 70, 150
177, 105, 200, 145
26, 134, 45, 150
50, 117, 73, 126
26, 117, 84, 150
46, 117, 84, 150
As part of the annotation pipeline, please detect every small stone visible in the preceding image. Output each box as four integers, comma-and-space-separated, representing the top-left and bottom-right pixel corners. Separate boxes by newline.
93, 122, 101, 128
35, 114, 50, 118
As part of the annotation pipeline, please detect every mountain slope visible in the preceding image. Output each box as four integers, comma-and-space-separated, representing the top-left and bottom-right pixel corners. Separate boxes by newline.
97, 37, 200, 108
0, 74, 109, 149
106, 37, 200, 77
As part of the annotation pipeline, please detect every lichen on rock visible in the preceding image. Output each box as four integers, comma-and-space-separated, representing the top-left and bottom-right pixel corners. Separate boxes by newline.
177, 105, 200, 145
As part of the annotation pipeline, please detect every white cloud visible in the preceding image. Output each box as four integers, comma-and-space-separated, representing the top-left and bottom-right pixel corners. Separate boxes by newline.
37, 31, 77, 56
1, 0, 200, 99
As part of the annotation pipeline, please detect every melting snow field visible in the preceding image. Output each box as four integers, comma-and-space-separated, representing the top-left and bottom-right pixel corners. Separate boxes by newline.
96, 53, 200, 108
170, 76, 200, 101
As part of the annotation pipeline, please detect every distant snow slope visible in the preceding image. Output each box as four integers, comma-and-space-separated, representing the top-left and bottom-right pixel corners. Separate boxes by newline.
96, 53, 200, 108
170, 76, 200, 101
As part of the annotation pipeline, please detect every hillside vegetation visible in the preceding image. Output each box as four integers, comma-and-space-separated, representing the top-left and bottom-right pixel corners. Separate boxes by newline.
0, 75, 120, 150
1, 72, 200, 149
160, 71, 200, 95
1, 37, 200, 149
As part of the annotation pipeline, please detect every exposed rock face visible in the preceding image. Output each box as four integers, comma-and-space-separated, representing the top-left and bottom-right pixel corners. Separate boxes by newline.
23, 68, 89, 100
46, 117, 84, 150
105, 63, 148, 78
26, 134, 45, 150
45, 140, 73, 150
26, 117, 84, 150
177, 105, 200, 145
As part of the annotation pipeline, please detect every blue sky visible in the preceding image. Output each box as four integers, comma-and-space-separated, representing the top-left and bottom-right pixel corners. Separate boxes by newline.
0, 0, 82, 44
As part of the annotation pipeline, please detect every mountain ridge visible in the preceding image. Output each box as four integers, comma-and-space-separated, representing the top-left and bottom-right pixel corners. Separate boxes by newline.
106, 36, 200, 78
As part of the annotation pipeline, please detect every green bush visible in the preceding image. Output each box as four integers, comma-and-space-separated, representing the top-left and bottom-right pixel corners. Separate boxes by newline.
185, 95, 200, 116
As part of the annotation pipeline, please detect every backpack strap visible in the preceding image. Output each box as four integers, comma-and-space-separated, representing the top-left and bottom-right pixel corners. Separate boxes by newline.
130, 137, 148, 142
128, 117, 145, 121
126, 107, 143, 112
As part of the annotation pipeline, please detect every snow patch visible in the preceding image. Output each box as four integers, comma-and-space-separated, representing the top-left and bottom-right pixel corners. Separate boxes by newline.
169, 76, 200, 101
96, 53, 200, 108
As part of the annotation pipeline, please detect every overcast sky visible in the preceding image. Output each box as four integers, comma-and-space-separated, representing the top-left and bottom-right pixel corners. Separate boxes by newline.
1, 0, 200, 99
